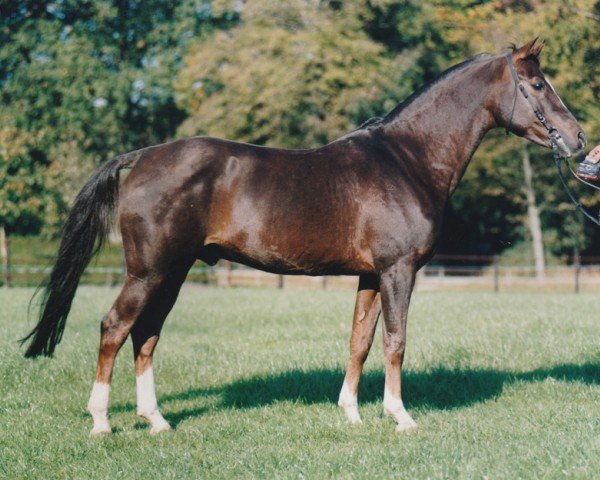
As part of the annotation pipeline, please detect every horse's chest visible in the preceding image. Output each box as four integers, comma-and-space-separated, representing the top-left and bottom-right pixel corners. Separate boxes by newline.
367, 200, 440, 264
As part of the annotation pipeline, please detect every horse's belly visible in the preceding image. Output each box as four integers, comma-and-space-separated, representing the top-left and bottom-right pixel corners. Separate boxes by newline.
203, 232, 374, 276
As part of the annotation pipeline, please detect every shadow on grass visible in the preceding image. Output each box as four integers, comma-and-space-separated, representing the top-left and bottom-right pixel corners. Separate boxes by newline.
136, 361, 598, 427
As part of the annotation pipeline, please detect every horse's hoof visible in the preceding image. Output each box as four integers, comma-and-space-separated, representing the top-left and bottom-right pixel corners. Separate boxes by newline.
90, 426, 112, 436
340, 404, 363, 425
142, 410, 172, 434
384, 405, 417, 433
394, 419, 417, 433
150, 423, 172, 434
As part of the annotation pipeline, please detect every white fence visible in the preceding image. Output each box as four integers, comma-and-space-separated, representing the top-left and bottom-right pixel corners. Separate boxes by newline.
2, 260, 600, 293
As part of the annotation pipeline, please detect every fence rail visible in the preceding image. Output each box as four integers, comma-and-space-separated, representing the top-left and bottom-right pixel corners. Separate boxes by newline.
2, 256, 600, 293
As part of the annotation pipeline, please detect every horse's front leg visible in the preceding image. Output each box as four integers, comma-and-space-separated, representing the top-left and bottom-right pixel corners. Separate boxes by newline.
338, 274, 381, 424
379, 259, 417, 432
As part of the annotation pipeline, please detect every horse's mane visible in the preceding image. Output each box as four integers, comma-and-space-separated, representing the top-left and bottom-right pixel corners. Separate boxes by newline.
380, 53, 496, 124
358, 116, 384, 129
347, 53, 496, 137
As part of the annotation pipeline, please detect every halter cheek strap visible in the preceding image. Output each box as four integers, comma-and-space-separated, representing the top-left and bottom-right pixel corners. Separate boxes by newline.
504, 52, 600, 227
505, 54, 520, 136
504, 53, 560, 141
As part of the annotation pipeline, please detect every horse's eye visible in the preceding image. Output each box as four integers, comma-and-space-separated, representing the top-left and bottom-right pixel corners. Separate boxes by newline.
533, 82, 545, 91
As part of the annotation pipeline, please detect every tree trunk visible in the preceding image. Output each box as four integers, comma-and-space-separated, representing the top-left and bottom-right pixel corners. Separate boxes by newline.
522, 143, 545, 280
0, 225, 10, 288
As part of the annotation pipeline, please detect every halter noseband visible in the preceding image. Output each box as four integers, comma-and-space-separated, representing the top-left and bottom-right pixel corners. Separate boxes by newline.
504, 53, 600, 227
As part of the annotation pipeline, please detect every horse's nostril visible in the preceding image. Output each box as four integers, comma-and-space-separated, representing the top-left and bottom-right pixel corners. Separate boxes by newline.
578, 131, 587, 150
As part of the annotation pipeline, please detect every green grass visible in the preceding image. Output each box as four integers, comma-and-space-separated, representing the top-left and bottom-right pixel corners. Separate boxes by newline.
1, 287, 598, 479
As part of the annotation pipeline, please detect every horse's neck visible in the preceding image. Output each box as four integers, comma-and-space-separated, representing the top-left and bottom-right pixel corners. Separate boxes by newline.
382, 59, 500, 198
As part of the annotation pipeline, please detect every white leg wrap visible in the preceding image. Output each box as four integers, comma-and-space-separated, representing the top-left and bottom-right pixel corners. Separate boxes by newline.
88, 382, 111, 435
136, 367, 158, 416
338, 380, 362, 424
383, 387, 417, 432
136, 367, 171, 434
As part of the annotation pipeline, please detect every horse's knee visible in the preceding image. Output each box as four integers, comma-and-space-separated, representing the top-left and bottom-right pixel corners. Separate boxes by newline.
383, 335, 405, 363
99, 309, 131, 344
350, 340, 371, 364
100, 309, 118, 332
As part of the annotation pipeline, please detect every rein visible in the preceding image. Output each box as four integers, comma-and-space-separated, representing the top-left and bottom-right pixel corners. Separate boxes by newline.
504, 53, 600, 227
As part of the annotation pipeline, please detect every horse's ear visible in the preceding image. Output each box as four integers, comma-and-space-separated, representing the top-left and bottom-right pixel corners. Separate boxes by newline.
513, 37, 545, 61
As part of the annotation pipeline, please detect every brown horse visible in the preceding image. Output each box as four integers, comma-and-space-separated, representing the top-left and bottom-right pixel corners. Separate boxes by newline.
22, 38, 585, 435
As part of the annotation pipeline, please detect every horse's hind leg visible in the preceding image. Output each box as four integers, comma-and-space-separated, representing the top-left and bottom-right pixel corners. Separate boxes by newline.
338, 274, 381, 424
87, 262, 190, 435
131, 334, 169, 434
87, 276, 155, 435
130, 263, 191, 433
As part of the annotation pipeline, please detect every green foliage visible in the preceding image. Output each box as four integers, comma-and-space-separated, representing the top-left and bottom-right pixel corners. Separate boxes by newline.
175, 0, 460, 147
177, 1, 393, 147
0, 0, 230, 235
0, 126, 46, 233
1, 0, 599, 256
498, 239, 564, 266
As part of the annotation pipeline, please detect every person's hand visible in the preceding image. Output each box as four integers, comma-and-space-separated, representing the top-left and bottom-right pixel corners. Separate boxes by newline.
576, 145, 600, 182
586, 145, 600, 164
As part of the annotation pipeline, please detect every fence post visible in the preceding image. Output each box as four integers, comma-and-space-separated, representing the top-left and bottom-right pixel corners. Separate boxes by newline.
493, 255, 500, 293
322, 276, 328, 291
0, 226, 10, 288
278, 274, 285, 289
574, 253, 581, 294
229, 261, 235, 287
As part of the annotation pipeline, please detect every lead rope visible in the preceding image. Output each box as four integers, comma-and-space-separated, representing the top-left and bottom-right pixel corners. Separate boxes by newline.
504, 53, 600, 227
553, 145, 600, 227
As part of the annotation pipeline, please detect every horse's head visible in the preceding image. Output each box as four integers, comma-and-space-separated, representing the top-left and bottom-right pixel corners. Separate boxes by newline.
496, 38, 586, 157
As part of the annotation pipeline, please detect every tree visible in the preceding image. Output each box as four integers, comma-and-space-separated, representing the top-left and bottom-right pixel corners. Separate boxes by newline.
0, 0, 235, 236
522, 142, 545, 278
176, 0, 459, 148
0, 126, 46, 286
177, 1, 392, 147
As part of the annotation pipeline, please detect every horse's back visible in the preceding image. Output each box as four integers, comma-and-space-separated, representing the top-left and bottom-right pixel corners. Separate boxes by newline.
116, 133, 436, 275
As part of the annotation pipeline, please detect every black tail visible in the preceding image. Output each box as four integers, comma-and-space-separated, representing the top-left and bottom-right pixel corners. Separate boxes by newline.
21, 151, 141, 358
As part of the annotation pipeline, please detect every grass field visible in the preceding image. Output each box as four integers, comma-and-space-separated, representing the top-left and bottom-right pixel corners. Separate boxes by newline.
1, 287, 598, 479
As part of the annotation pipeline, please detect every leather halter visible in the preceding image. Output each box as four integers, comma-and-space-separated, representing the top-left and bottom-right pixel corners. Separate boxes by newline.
504, 53, 600, 227
504, 53, 560, 141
